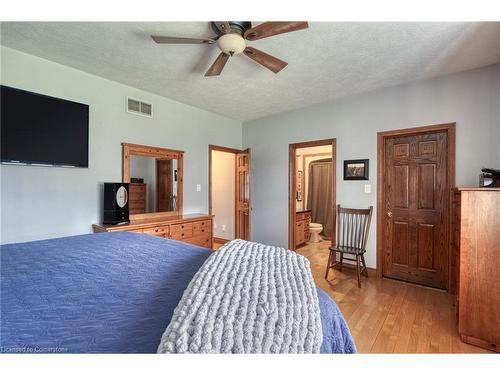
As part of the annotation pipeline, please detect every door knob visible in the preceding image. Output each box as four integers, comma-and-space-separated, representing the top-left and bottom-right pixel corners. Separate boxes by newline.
387, 211, 393, 218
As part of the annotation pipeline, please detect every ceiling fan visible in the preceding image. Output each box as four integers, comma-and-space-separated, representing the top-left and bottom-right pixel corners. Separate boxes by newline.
151, 21, 309, 77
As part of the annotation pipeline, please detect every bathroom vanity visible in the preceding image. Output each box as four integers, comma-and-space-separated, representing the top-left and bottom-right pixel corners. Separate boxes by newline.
295, 210, 311, 247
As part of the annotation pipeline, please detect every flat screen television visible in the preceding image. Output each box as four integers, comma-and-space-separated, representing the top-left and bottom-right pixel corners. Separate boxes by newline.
1, 85, 89, 167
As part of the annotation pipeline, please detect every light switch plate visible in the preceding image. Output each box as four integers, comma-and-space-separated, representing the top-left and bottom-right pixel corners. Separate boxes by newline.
196, 184, 201, 192
364, 184, 371, 193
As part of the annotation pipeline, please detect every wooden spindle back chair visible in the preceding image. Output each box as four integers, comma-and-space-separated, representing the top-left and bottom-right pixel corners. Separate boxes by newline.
325, 205, 373, 287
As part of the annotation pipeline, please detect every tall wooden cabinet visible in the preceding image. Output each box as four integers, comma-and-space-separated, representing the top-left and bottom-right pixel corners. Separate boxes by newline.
452, 188, 500, 352
129, 182, 147, 214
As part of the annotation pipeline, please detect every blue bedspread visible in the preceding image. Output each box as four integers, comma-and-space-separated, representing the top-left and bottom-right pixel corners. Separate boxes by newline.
1, 232, 355, 354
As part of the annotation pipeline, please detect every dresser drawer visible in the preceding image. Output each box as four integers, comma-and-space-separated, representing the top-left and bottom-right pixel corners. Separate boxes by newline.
142, 225, 168, 237
92, 215, 214, 246
170, 223, 193, 239
297, 212, 312, 221
184, 234, 212, 249
193, 220, 212, 236
296, 212, 306, 221
296, 220, 304, 230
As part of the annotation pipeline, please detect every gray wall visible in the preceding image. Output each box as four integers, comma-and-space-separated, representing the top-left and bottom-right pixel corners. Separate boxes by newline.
0, 47, 242, 244
2, 45, 499, 257
243, 64, 500, 268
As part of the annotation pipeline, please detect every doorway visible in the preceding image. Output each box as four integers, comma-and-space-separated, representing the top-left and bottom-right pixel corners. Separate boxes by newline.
209, 145, 251, 247
288, 139, 336, 251
376, 123, 456, 290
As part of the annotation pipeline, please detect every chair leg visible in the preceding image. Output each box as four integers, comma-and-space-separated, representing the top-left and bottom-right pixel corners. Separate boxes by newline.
361, 254, 369, 277
339, 252, 343, 272
325, 250, 333, 280
356, 255, 361, 288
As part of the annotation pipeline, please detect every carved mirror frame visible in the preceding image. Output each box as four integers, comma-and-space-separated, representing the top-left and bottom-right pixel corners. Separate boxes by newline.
122, 142, 184, 220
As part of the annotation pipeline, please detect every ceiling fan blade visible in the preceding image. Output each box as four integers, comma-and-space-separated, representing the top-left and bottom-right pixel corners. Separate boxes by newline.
213, 21, 232, 34
151, 35, 215, 44
205, 53, 230, 76
244, 22, 308, 41
243, 47, 288, 74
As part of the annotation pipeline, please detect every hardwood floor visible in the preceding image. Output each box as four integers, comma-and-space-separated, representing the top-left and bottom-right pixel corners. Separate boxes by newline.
296, 240, 491, 353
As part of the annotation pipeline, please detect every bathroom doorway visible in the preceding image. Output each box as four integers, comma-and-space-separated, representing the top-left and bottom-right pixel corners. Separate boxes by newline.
288, 139, 336, 251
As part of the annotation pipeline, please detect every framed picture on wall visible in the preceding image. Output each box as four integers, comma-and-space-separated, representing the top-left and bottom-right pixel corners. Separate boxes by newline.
344, 159, 369, 180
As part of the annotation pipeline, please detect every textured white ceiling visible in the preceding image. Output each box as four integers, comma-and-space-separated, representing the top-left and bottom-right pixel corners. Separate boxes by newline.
1, 22, 500, 121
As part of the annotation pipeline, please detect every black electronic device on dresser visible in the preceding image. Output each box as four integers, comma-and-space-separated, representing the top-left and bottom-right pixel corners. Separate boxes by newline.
103, 183, 130, 225
479, 168, 500, 187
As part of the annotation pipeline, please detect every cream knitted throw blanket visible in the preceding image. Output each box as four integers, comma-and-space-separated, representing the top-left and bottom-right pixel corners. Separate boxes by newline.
157, 239, 322, 354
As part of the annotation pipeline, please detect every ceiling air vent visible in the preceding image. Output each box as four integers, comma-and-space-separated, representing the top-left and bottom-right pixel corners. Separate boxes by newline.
127, 97, 152, 118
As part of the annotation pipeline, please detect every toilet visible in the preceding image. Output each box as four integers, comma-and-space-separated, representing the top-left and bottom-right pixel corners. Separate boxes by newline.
309, 222, 323, 243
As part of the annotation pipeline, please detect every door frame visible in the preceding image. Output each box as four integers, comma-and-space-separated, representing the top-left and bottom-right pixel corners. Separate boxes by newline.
208, 144, 251, 241
288, 138, 336, 251
376, 123, 456, 289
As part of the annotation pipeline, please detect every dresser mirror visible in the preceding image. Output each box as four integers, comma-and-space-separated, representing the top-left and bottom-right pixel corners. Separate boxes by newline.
122, 143, 183, 220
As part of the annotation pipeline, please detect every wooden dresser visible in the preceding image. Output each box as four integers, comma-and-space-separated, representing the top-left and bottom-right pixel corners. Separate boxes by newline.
452, 188, 500, 352
295, 210, 311, 247
129, 182, 147, 214
93, 213, 213, 249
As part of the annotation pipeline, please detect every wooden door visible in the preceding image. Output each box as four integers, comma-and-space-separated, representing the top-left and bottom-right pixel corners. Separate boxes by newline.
156, 159, 173, 211
235, 150, 250, 240
382, 131, 449, 289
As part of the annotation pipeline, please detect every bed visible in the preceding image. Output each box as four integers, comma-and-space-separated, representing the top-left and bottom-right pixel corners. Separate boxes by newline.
0, 232, 355, 353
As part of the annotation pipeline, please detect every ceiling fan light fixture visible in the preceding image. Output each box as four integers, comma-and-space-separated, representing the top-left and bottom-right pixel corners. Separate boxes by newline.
152, 21, 309, 76
217, 33, 246, 56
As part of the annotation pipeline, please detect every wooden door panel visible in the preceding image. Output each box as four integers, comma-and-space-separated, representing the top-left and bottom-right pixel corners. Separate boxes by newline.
418, 140, 437, 157
417, 223, 435, 270
392, 221, 410, 266
383, 131, 449, 289
417, 164, 436, 209
394, 143, 410, 159
393, 165, 409, 208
